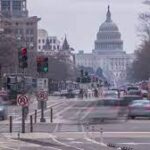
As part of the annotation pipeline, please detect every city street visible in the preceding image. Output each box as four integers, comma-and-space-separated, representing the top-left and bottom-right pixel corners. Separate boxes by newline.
0, 96, 150, 149
0, 0, 150, 149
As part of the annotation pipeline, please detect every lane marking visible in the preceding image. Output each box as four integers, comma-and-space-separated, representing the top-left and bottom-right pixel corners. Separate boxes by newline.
50, 135, 84, 150
55, 105, 74, 118
81, 125, 107, 147
66, 138, 75, 141
70, 141, 83, 144
118, 142, 150, 145
0, 145, 17, 150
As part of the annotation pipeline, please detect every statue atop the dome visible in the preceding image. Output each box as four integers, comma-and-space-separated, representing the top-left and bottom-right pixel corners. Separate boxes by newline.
106, 5, 112, 22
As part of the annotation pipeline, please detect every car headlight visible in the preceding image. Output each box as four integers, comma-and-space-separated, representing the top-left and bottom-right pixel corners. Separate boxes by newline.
0, 108, 4, 111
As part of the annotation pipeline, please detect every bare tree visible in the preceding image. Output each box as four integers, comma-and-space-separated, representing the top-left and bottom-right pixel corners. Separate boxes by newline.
0, 32, 17, 74
128, 3, 150, 81
37, 52, 77, 81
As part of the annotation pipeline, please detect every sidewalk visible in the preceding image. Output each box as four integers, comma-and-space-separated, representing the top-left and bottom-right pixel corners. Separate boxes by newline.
3, 131, 150, 140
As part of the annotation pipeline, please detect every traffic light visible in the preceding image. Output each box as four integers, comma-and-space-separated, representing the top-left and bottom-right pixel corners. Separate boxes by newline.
37, 56, 48, 73
43, 57, 48, 73
18, 48, 28, 69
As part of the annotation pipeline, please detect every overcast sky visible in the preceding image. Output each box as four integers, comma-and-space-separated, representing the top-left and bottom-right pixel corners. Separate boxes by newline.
27, 0, 149, 53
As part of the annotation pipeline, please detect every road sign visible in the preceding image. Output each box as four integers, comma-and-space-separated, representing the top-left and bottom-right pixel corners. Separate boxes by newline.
17, 95, 29, 107
0, 89, 8, 96
37, 78, 48, 91
37, 91, 48, 101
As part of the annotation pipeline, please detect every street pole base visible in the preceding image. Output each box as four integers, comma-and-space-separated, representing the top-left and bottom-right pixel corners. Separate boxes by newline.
40, 118, 46, 122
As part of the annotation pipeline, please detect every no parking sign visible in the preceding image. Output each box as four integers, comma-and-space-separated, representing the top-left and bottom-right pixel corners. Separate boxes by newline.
36, 91, 48, 101
17, 95, 29, 107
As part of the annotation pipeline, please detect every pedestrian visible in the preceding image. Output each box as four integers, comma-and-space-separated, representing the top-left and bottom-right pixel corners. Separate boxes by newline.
79, 89, 83, 99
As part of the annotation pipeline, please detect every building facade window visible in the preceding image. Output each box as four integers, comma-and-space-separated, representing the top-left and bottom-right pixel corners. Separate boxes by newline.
1, 0, 10, 11
13, 1, 21, 11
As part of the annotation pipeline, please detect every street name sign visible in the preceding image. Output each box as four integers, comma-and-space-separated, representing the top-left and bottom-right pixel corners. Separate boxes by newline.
17, 95, 29, 107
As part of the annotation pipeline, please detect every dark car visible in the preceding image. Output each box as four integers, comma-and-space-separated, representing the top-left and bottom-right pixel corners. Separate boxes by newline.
120, 95, 142, 106
127, 90, 141, 96
65, 89, 75, 98
0, 100, 8, 120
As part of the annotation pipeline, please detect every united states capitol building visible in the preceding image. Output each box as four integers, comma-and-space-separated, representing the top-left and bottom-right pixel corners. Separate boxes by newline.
75, 6, 134, 86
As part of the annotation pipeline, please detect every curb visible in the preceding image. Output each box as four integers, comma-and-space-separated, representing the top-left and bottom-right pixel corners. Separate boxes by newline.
107, 143, 133, 150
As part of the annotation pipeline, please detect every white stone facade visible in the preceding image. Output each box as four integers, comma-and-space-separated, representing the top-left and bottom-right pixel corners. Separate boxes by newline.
37, 29, 48, 52
37, 29, 61, 55
75, 6, 134, 86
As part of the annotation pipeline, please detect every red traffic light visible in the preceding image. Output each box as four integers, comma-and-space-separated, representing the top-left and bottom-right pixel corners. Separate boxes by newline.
21, 48, 27, 56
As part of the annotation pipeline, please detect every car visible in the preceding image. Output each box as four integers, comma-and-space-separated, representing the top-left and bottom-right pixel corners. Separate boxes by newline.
60, 90, 68, 96
118, 95, 142, 116
126, 86, 139, 91
0, 101, 8, 120
141, 90, 148, 98
128, 99, 150, 119
120, 95, 142, 105
73, 98, 126, 123
127, 89, 141, 96
52, 91, 61, 96
65, 89, 75, 98
102, 90, 119, 98
72, 89, 80, 95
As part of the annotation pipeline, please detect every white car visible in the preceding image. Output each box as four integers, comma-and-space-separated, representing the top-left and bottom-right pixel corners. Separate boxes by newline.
72, 89, 80, 95
53, 91, 61, 96
102, 90, 119, 98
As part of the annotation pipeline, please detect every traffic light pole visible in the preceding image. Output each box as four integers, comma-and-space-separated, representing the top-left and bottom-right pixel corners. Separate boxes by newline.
22, 106, 25, 133
40, 100, 46, 122
22, 68, 25, 133
40, 73, 46, 123
37, 56, 48, 123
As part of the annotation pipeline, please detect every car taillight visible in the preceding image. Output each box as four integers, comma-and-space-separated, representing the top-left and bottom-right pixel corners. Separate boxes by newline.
128, 106, 133, 111
144, 105, 150, 110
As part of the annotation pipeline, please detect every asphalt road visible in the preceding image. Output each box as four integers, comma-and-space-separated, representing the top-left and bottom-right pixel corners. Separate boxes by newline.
1, 96, 150, 150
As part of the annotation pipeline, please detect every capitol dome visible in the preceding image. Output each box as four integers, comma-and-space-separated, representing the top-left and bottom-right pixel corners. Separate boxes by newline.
99, 22, 118, 32
94, 6, 123, 54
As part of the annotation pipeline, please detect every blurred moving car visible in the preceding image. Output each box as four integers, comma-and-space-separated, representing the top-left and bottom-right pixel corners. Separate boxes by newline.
52, 91, 61, 96
102, 90, 119, 98
73, 98, 126, 122
60, 90, 68, 96
72, 89, 80, 95
128, 99, 150, 119
141, 90, 148, 98
0, 100, 8, 120
126, 86, 139, 91
65, 89, 75, 98
0, 105, 7, 120
118, 95, 142, 116
127, 90, 141, 96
